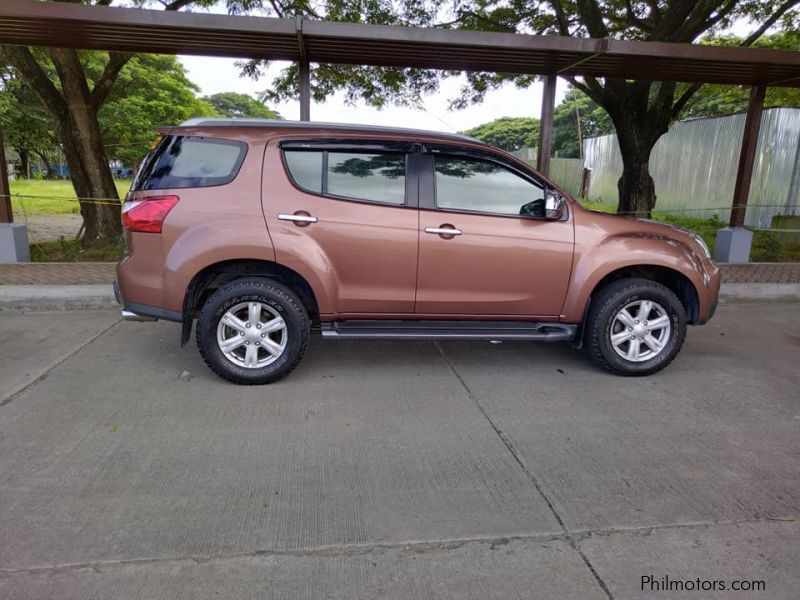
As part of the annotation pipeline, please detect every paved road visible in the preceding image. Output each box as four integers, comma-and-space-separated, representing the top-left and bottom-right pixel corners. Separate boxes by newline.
0, 302, 798, 599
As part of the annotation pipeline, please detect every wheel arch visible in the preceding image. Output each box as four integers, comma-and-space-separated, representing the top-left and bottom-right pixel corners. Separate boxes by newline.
180, 259, 319, 345
584, 264, 700, 327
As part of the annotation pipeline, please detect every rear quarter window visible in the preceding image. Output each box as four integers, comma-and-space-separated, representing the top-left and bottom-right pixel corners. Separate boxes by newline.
132, 135, 247, 191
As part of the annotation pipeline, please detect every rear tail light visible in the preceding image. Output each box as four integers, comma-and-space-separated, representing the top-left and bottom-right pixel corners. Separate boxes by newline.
122, 195, 179, 233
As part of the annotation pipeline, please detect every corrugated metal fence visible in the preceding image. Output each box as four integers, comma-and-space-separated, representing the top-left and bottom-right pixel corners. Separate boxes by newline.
515, 154, 584, 198
583, 107, 800, 228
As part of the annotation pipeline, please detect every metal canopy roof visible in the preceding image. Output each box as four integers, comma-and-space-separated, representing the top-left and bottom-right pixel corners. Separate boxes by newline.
1, 0, 800, 88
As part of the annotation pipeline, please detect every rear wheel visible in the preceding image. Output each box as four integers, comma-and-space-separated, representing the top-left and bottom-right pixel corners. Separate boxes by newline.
585, 278, 686, 376
196, 278, 309, 384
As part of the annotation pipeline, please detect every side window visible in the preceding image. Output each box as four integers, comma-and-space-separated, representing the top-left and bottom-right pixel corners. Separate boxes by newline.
132, 136, 247, 191
283, 148, 407, 205
284, 151, 323, 193
434, 154, 545, 217
327, 152, 406, 205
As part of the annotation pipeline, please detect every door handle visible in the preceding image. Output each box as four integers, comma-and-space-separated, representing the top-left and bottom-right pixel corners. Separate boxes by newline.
278, 213, 318, 224
425, 226, 462, 236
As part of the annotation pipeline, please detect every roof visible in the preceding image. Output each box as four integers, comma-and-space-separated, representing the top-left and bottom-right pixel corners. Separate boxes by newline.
178, 118, 477, 142
1, 0, 800, 88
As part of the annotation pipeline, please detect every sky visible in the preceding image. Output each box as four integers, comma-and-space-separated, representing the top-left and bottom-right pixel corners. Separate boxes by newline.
179, 56, 570, 133
177, 13, 756, 134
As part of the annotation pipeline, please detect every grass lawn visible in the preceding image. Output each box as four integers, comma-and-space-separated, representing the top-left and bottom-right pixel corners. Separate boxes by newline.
580, 201, 800, 262
30, 238, 126, 262
9, 179, 131, 216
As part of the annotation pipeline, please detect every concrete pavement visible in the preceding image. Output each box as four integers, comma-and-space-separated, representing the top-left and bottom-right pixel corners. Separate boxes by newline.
0, 303, 798, 599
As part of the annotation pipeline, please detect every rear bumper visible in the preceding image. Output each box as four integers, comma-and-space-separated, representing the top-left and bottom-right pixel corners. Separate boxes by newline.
114, 279, 181, 322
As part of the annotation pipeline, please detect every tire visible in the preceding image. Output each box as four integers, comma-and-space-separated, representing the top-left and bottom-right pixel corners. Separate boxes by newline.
196, 278, 310, 385
585, 277, 686, 376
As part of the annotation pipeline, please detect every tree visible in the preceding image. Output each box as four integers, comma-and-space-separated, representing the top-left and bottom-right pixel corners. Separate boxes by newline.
253, 0, 799, 218
680, 32, 800, 119
203, 92, 281, 119
552, 87, 614, 159
1, 53, 218, 177
0, 0, 217, 247
548, 32, 800, 158
0, 62, 59, 178
462, 117, 539, 152
99, 54, 218, 170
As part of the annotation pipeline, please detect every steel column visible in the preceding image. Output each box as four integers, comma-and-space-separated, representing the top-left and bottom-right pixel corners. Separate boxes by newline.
729, 84, 766, 228
0, 128, 12, 224
299, 59, 311, 121
537, 73, 556, 177
296, 17, 311, 121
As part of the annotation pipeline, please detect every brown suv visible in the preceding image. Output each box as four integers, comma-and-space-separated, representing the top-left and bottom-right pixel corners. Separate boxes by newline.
115, 119, 720, 384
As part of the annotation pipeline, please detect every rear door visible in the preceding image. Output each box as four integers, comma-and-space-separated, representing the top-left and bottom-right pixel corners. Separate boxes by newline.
415, 147, 574, 318
263, 139, 419, 316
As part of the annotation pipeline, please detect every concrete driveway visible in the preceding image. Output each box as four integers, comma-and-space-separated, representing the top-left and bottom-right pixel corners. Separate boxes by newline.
0, 302, 798, 599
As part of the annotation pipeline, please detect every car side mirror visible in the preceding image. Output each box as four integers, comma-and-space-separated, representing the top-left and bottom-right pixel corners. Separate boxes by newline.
544, 190, 566, 220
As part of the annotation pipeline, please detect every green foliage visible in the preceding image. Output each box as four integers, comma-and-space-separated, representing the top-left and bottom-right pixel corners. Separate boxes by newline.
679, 32, 800, 120
0, 62, 58, 169
97, 54, 218, 168
461, 117, 539, 152
203, 92, 282, 119
552, 87, 614, 158
1, 52, 220, 171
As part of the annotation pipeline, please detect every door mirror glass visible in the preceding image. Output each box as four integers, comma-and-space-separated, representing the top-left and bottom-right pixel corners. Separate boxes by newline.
544, 190, 566, 220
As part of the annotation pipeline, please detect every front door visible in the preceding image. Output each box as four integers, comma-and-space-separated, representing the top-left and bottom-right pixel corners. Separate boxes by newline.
415, 150, 574, 318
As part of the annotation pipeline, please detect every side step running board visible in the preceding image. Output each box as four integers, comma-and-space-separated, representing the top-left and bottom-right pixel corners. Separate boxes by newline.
321, 320, 577, 342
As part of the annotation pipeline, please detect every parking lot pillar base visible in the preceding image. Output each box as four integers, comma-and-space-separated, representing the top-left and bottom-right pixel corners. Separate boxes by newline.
714, 227, 752, 264
0, 223, 30, 262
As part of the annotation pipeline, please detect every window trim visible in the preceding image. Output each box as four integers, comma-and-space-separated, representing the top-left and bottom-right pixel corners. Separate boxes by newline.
419, 146, 568, 221
131, 135, 248, 192
280, 143, 417, 208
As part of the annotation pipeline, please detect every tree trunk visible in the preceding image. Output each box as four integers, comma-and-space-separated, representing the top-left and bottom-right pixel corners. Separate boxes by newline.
18, 149, 30, 179
49, 49, 121, 247
32, 150, 55, 180
617, 157, 656, 218
605, 91, 666, 219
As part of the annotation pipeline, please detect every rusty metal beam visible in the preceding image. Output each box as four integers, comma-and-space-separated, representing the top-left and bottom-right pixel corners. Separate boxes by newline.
537, 74, 557, 177
296, 16, 311, 121
299, 59, 311, 121
0, 129, 11, 224
1, 0, 800, 88
729, 84, 767, 228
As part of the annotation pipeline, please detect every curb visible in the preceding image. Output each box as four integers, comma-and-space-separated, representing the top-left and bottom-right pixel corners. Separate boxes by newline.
0, 285, 117, 312
0, 283, 798, 313
719, 283, 800, 302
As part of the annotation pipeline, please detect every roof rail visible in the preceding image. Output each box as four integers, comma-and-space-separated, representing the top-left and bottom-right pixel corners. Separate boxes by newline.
178, 118, 477, 142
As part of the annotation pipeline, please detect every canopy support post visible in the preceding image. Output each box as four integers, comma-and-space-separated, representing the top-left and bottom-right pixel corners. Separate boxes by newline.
0, 128, 11, 224
537, 74, 556, 177
714, 84, 766, 263
297, 17, 310, 122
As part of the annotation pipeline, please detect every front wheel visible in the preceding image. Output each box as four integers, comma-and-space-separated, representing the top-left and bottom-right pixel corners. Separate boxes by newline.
585, 278, 686, 376
196, 278, 309, 385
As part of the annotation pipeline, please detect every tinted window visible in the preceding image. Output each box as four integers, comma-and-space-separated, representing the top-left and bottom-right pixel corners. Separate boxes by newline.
284, 148, 406, 205
284, 151, 323, 193
434, 155, 544, 216
132, 136, 247, 191
327, 152, 405, 205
